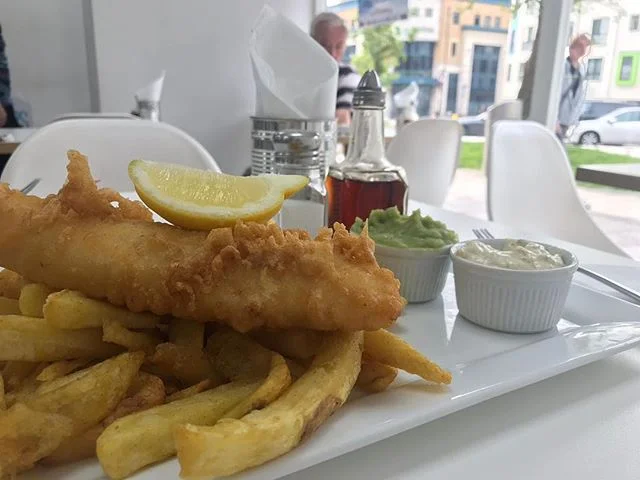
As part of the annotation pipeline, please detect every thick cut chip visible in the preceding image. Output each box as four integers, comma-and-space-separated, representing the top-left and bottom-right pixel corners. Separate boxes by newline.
150, 342, 222, 386
2, 360, 39, 391
0, 297, 20, 315
250, 328, 325, 360
102, 319, 161, 354
97, 339, 291, 479
0, 269, 27, 300
363, 329, 451, 384
18, 283, 55, 317
42, 371, 165, 466
174, 331, 362, 478
0, 403, 74, 476
207, 329, 275, 380
4, 363, 48, 407
96, 380, 260, 479
165, 379, 212, 403
36, 359, 91, 382
222, 352, 291, 419
0, 315, 121, 361
44, 290, 163, 330
23, 351, 144, 434
356, 360, 398, 393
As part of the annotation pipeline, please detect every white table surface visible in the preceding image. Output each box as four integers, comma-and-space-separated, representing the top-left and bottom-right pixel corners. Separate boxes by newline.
122, 193, 638, 479
279, 201, 640, 480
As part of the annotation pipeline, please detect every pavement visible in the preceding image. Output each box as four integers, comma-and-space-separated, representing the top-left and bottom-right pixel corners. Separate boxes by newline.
443, 168, 640, 260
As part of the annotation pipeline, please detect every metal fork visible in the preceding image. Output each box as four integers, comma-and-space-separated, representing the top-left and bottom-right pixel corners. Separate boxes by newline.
472, 228, 640, 304
19, 178, 41, 194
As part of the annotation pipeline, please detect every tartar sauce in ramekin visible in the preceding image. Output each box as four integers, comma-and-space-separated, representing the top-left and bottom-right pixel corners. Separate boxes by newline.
456, 240, 565, 270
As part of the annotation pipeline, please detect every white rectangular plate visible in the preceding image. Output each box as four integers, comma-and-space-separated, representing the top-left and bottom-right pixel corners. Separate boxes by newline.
25, 274, 640, 480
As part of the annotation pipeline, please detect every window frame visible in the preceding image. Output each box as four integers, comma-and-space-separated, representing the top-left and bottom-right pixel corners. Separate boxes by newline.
519, 63, 526, 80
586, 58, 603, 81
591, 18, 609, 45
616, 52, 640, 86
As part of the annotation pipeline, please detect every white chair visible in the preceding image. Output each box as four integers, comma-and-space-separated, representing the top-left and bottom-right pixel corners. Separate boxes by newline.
49, 113, 138, 123
386, 119, 462, 207
489, 120, 628, 257
483, 100, 522, 175
1, 119, 219, 196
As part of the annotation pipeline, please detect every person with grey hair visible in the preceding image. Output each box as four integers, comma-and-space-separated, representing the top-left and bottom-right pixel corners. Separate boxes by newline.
311, 12, 360, 125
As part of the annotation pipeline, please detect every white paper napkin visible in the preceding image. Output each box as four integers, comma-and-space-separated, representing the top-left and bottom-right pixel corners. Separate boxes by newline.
393, 82, 419, 109
250, 6, 338, 119
135, 71, 166, 103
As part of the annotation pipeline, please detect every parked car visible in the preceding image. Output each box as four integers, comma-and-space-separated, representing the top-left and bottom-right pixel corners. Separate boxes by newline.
579, 100, 640, 121
458, 112, 487, 136
570, 106, 640, 145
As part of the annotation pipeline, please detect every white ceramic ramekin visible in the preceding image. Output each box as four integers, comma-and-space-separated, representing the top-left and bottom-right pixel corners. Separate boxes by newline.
374, 243, 452, 303
450, 239, 578, 333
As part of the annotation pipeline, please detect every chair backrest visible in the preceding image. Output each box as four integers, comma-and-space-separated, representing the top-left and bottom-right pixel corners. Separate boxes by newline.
483, 100, 522, 175
489, 120, 628, 257
1, 119, 219, 197
386, 119, 462, 207
49, 113, 138, 123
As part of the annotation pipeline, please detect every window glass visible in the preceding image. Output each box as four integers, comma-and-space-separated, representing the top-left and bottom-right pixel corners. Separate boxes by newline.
586, 58, 603, 80
619, 55, 634, 82
615, 112, 636, 122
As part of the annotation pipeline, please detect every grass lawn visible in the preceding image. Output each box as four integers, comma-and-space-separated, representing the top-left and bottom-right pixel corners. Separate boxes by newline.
459, 141, 640, 174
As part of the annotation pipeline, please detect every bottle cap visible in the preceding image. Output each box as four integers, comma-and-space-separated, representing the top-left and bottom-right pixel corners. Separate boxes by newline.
353, 70, 385, 109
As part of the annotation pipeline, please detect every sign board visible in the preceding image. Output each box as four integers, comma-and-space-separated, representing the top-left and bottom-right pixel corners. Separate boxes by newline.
358, 0, 408, 27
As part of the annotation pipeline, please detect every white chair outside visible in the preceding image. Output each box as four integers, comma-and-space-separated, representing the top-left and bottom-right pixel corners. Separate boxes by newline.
1, 119, 219, 197
489, 120, 628, 257
483, 100, 522, 175
386, 119, 462, 207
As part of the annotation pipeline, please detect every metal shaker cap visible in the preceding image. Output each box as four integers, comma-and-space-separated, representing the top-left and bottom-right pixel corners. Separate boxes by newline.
352, 70, 385, 109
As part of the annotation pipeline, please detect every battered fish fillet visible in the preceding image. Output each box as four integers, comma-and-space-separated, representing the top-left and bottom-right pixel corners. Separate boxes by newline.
0, 151, 404, 332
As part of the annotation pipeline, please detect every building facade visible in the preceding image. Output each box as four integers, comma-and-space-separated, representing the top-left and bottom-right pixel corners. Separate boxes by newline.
329, 0, 512, 117
432, 0, 512, 116
503, 0, 640, 103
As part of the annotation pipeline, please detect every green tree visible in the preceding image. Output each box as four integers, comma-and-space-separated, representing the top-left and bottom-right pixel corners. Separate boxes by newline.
351, 25, 406, 89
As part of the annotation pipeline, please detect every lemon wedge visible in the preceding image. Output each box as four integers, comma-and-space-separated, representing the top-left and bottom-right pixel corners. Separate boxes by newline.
128, 160, 309, 230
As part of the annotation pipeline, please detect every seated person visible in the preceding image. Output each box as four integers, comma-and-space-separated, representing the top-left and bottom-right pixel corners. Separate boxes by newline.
310, 12, 360, 125
0, 24, 21, 128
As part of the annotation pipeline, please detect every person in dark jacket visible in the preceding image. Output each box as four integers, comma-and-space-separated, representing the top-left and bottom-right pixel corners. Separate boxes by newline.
0, 23, 21, 128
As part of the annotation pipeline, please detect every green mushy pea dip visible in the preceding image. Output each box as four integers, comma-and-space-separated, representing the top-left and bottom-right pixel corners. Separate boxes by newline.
351, 207, 459, 250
